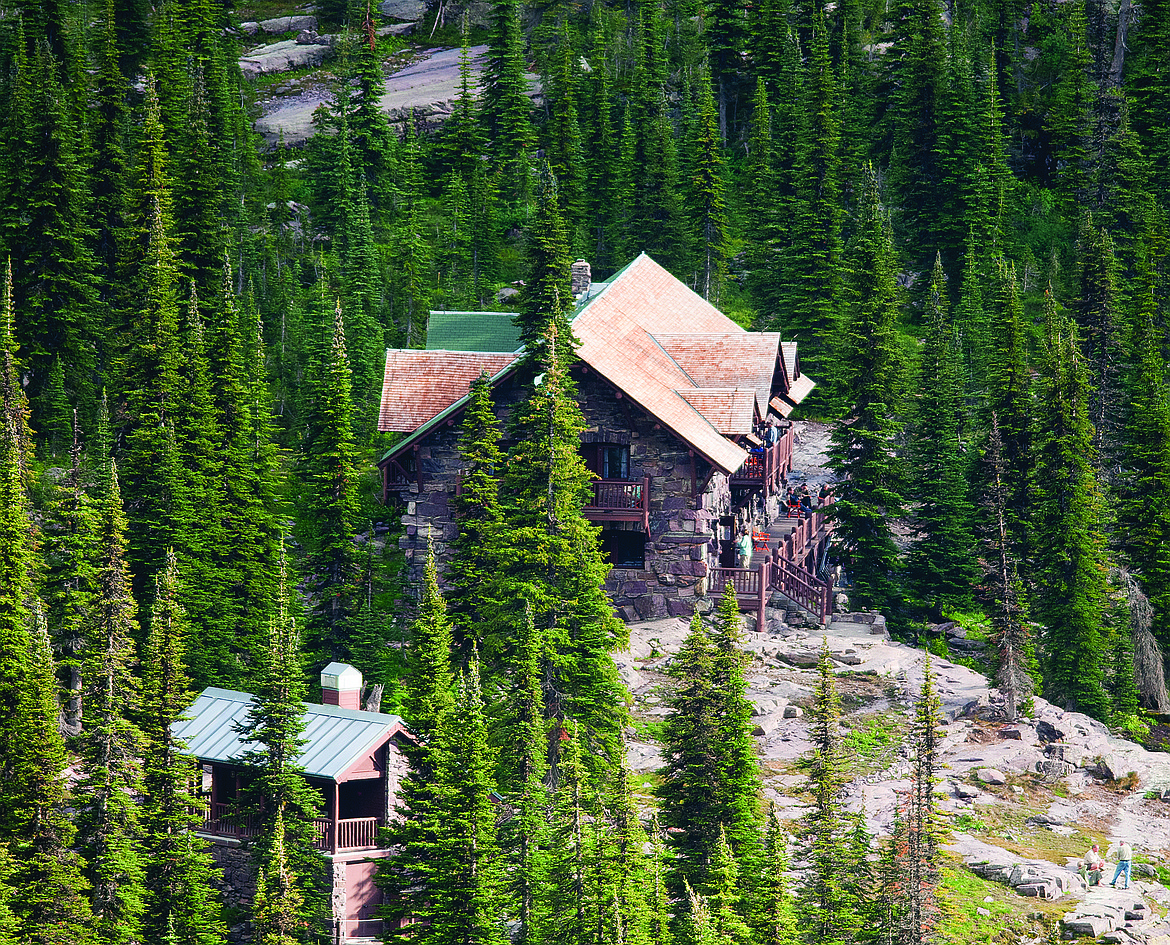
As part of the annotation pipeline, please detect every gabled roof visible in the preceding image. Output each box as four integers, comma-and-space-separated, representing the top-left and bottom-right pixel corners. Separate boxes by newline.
781, 342, 799, 389
378, 255, 813, 475
426, 311, 521, 354
653, 332, 782, 418
677, 388, 756, 434
379, 349, 518, 433
172, 687, 408, 782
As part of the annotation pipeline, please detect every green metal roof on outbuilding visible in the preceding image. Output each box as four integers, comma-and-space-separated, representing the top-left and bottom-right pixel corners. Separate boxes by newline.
425, 310, 522, 353
172, 687, 409, 782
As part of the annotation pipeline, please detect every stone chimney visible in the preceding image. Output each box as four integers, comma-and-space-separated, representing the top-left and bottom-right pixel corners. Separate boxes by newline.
571, 259, 592, 298
320, 662, 363, 710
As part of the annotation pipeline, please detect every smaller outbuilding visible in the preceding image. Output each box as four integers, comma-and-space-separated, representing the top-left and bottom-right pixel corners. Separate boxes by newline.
173, 663, 411, 942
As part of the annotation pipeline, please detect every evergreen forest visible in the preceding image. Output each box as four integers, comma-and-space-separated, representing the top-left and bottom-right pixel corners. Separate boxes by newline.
1, 0, 1169, 938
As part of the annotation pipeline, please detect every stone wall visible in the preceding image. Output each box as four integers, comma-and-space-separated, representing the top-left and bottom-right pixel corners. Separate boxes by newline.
389, 366, 730, 620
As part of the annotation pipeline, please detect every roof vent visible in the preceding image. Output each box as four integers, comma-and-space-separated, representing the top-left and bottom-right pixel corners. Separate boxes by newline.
571, 260, 592, 298
320, 662, 363, 710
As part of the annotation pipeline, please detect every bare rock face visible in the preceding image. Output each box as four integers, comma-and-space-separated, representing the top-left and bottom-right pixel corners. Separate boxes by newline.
239, 40, 331, 77
258, 14, 318, 32
378, 0, 428, 19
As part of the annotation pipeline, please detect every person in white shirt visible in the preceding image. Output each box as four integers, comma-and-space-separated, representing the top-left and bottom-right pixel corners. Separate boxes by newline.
1083, 843, 1105, 886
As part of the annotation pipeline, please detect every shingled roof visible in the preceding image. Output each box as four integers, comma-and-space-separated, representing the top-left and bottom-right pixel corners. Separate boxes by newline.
379, 255, 811, 474
425, 311, 521, 354
379, 349, 518, 433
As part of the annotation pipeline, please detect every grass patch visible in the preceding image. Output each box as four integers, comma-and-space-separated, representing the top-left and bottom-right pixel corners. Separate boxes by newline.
936, 866, 1063, 945
957, 800, 1102, 866
841, 710, 908, 777
630, 717, 667, 742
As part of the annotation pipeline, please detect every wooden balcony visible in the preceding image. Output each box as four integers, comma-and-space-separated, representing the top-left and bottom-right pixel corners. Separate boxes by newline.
202, 803, 381, 853
730, 429, 794, 498
583, 477, 650, 535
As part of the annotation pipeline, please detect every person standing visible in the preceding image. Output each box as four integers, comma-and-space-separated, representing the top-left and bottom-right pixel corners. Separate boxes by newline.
737, 527, 753, 568
1111, 841, 1133, 889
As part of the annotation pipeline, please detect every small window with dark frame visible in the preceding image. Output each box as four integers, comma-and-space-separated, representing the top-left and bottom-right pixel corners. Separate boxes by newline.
600, 524, 646, 569
603, 445, 630, 480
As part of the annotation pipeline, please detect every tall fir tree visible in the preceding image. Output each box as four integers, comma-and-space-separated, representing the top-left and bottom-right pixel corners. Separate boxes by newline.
481, 0, 535, 200
906, 254, 977, 614
140, 551, 225, 945
516, 168, 574, 360
75, 459, 146, 944
1031, 289, 1111, 719
295, 300, 361, 667
828, 167, 906, 614
686, 72, 731, 301
238, 548, 328, 938
798, 642, 856, 945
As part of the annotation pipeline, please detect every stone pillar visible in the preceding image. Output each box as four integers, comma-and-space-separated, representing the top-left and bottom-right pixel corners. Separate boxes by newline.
571, 260, 592, 297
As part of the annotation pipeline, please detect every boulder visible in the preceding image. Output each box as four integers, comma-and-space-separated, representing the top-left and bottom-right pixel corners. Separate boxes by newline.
379, 0, 429, 19
258, 14, 318, 33
240, 20, 260, 33
239, 40, 331, 76
783, 705, 803, 719
975, 767, 1007, 785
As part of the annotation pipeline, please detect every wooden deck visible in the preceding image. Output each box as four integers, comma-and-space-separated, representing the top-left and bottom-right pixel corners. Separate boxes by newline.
710, 497, 835, 628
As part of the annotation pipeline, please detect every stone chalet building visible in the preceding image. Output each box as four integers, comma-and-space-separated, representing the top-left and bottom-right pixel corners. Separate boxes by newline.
377, 254, 817, 621
174, 663, 410, 942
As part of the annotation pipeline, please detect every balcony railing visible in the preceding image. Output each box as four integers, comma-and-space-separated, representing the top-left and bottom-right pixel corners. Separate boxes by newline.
203, 803, 381, 853
583, 477, 650, 534
730, 429, 794, 497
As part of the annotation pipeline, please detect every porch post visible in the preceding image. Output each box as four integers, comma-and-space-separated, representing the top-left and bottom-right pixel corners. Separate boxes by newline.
332, 781, 340, 855
757, 562, 767, 634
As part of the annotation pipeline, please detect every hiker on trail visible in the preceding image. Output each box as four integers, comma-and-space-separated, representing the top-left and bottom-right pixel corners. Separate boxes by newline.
1111, 841, 1133, 889
1083, 843, 1105, 886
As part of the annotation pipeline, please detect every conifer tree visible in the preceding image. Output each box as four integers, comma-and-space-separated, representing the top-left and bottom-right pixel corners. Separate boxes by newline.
545, 720, 590, 945
0, 417, 32, 821
984, 259, 1032, 541
140, 552, 225, 945
295, 300, 361, 666
393, 119, 432, 351
447, 372, 506, 658
660, 610, 723, 899
490, 316, 626, 781
427, 660, 508, 945
380, 548, 457, 940
798, 642, 856, 945
41, 411, 95, 733
252, 809, 305, 945
752, 806, 798, 945
706, 826, 753, 945
7, 609, 97, 944
1031, 289, 1111, 719
981, 415, 1036, 722
516, 169, 574, 359
828, 167, 906, 613
544, 23, 587, 235
611, 738, 654, 945
0, 262, 34, 478
1119, 246, 1170, 647
897, 655, 943, 945
239, 549, 327, 935
499, 605, 551, 945
120, 76, 186, 605
75, 459, 146, 944
906, 255, 977, 614
710, 584, 763, 861
786, 10, 844, 361
687, 73, 730, 301
1072, 220, 1123, 464
482, 0, 535, 200
41, 355, 71, 457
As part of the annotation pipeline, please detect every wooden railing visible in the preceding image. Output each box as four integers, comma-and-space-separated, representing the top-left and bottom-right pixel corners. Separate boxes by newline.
583, 477, 651, 534
203, 802, 261, 841
709, 496, 836, 627
204, 805, 380, 853
730, 429, 794, 499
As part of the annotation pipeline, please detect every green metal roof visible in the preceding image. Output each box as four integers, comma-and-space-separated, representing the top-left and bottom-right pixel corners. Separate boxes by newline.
425, 311, 522, 353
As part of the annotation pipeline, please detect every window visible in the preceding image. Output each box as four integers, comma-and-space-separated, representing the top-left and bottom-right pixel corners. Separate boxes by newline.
600, 526, 646, 569
603, 445, 630, 480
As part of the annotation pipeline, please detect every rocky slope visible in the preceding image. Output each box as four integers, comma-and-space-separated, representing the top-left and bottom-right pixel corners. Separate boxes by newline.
617, 420, 1170, 943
